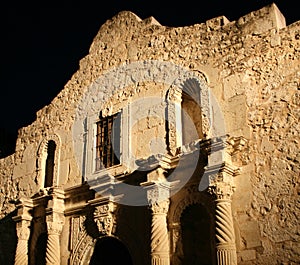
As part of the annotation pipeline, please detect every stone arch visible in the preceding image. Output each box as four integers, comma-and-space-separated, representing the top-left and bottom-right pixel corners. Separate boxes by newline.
170, 187, 214, 224
36, 134, 61, 188
89, 236, 133, 265
72, 234, 137, 265
70, 220, 143, 265
69, 231, 95, 265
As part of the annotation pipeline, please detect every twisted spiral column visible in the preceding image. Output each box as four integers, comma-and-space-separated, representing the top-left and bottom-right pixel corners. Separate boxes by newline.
45, 225, 61, 265
45, 188, 65, 265
14, 221, 31, 265
215, 198, 237, 265
150, 200, 170, 265
142, 179, 171, 265
209, 181, 237, 265
13, 198, 33, 265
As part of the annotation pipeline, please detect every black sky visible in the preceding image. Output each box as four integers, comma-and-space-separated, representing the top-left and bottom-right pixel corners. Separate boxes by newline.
0, 1, 299, 136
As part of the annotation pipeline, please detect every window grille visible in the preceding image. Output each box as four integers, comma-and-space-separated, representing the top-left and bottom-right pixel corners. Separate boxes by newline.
95, 113, 120, 170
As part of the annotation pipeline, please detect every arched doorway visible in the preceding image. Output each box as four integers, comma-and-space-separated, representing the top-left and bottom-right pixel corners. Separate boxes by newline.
89, 237, 133, 265
180, 203, 214, 265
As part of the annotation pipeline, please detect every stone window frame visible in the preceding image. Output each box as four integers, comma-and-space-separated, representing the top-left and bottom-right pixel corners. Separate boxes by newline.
84, 106, 131, 180
95, 112, 121, 170
36, 134, 61, 188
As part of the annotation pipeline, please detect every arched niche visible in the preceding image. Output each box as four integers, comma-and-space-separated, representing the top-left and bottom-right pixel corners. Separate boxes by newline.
36, 134, 61, 188
166, 73, 211, 154
180, 203, 214, 265
168, 187, 215, 265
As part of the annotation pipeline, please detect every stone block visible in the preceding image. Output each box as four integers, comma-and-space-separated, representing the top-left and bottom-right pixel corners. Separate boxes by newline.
239, 249, 256, 261
240, 220, 262, 248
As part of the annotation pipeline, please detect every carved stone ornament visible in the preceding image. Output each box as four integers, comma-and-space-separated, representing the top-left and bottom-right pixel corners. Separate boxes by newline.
150, 200, 170, 214
95, 215, 113, 235
16, 222, 31, 240
93, 203, 115, 236
47, 221, 64, 235
167, 86, 182, 102
208, 181, 236, 200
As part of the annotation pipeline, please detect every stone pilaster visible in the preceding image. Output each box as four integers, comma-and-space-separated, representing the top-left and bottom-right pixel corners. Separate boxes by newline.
142, 180, 171, 265
166, 86, 183, 154
13, 198, 33, 265
169, 223, 183, 265
45, 188, 65, 265
207, 163, 238, 265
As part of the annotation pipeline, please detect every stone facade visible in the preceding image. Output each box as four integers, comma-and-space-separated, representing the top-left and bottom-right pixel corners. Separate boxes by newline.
0, 3, 299, 265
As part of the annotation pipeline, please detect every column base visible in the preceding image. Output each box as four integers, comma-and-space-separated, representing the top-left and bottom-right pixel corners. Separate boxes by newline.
216, 244, 237, 265
152, 253, 170, 265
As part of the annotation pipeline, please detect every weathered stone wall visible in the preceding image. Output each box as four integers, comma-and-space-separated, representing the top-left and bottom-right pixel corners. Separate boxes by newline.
0, 3, 299, 264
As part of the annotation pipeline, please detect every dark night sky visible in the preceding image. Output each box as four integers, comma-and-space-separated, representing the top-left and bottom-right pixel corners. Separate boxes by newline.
0, 1, 299, 137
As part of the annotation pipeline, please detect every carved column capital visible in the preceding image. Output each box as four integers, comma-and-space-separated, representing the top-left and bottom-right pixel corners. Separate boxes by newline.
142, 170, 171, 204
16, 220, 31, 240
13, 197, 33, 239
206, 161, 239, 200
208, 181, 236, 201
150, 200, 170, 214
47, 221, 64, 235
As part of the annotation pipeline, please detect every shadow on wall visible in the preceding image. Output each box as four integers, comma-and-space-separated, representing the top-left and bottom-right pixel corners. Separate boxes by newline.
0, 210, 17, 265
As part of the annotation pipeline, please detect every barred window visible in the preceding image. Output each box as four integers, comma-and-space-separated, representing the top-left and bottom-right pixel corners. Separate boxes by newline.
95, 112, 120, 170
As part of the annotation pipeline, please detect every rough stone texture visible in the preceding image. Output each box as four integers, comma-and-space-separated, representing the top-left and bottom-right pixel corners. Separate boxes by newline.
0, 3, 299, 265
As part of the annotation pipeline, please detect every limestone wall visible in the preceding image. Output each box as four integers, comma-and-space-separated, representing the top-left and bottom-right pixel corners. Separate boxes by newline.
0, 3, 299, 264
